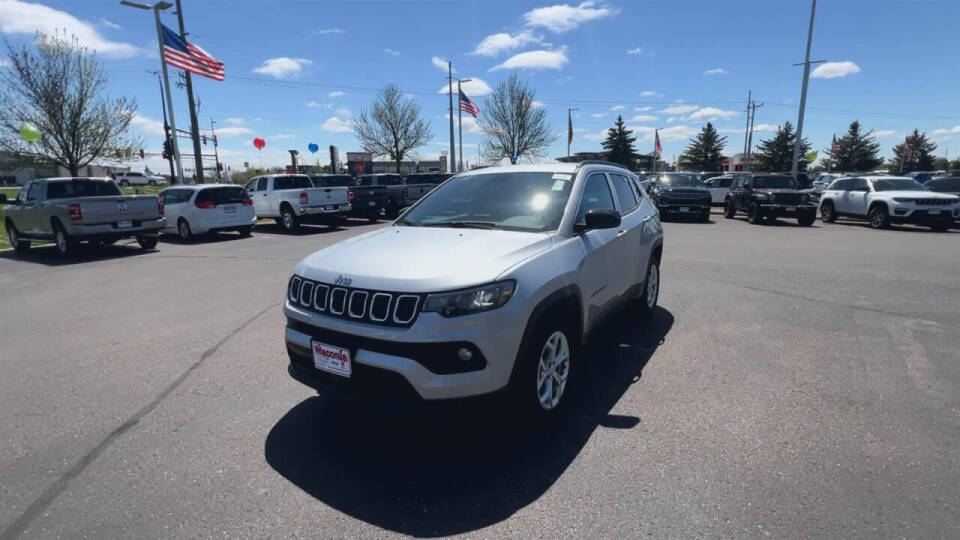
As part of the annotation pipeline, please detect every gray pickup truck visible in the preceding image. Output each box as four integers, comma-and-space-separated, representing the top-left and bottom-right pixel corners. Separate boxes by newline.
356, 173, 445, 217
3, 177, 166, 257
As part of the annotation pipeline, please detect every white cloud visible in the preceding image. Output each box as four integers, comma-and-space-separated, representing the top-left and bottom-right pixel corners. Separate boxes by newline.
335, 107, 352, 118
0, 0, 140, 58
610, 105, 625, 111
590, 113, 606, 118
704, 67, 727, 75
252, 57, 311, 78
225, 117, 246, 126
666, 116, 676, 123
626, 47, 643, 55
99, 18, 121, 30
532, 100, 544, 108
660, 104, 699, 115
629, 125, 699, 143
383, 48, 400, 56
639, 90, 662, 97
444, 113, 483, 134
471, 30, 542, 56
933, 126, 960, 136
583, 131, 605, 141
631, 114, 657, 122
436, 78, 493, 96
688, 107, 737, 121
873, 129, 896, 138
271, 133, 297, 140
306, 101, 332, 108
0, 58, 10, 67
490, 48, 569, 71
635, 106, 652, 112
328, 91, 346, 98
811, 61, 861, 79
321, 117, 352, 132
751, 124, 777, 133
432, 56, 454, 72
130, 114, 165, 136
313, 28, 345, 35
216, 126, 254, 137
523, 2, 618, 33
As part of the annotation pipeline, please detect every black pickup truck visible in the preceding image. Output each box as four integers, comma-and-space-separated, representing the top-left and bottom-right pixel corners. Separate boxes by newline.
311, 174, 388, 222
723, 173, 817, 226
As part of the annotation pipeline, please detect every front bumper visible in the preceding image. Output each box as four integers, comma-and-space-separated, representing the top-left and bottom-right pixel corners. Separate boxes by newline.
68, 217, 166, 237
889, 206, 960, 226
656, 203, 711, 215
758, 203, 817, 217
283, 297, 527, 402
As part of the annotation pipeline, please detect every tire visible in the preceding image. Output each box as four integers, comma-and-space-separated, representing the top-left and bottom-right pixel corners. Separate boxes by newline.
136, 235, 158, 250
820, 201, 837, 223
634, 255, 660, 319
6, 222, 30, 253
280, 205, 300, 233
699, 210, 711, 223
724, 200, 737, 219
797, 212, 815, 227
868, 204, 890, 229
368, 215, 379, 224
148, 180, 157, 186
119, 180, 129, 186
238, 226, 253, 237
512, 315, 577, 419
52, 221, 77, 258
177, 218, 193, 241
747, 202, 763, 224
930, 223, 950, 232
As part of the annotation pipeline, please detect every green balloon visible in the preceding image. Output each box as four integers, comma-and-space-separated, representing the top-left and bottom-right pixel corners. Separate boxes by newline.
20, 123, 41, 143
805, 150, 818, 163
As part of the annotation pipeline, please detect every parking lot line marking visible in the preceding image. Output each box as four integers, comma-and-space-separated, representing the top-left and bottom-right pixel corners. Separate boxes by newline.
0, 302, 281, 540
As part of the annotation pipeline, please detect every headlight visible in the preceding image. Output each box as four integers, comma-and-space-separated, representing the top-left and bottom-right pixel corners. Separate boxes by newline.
423, 280, 516, 317
892, 197, 913, 203
755, 192, 771, 201
801, 193, 810, 203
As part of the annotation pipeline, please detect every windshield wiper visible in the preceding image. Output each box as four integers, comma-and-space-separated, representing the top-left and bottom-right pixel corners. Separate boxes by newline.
421, 220, 500, 230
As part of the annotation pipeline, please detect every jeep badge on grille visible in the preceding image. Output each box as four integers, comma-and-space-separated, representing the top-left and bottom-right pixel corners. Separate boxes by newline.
334, 275, 353, 287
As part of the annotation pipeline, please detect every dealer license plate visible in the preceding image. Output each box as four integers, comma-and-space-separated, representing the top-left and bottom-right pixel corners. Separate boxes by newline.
929, 209, 941, 215
368, 201, 376, 206
679, 206, 689, 212
785, 206, 796, 211
224, 205, 236, 214
117, 220, 133, 229
312, 341, 352, 377
325, 204, 337, 211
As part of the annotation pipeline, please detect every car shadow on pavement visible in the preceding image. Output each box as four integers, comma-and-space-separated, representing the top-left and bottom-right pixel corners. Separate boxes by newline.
264, 306, 673, 537
158, 232, 251, 245
828, 219, 955, 233
0, 241, 156, 266
728, 216, 821, 228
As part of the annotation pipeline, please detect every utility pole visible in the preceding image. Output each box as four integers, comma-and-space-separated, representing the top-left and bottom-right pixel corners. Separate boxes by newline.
447, 61, 456, 175
745, 100, 764, 171
174, 0, 204, 183
791, 0, 825, 179
742, 90, 752, 170
210, 118, 220, 181
150, 70, 176, 180
151, 4, 183, 183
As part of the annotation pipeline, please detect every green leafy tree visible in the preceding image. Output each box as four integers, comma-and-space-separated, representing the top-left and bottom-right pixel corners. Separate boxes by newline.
754, 121, 811, 172
680, 122, 726, 170
887, 129, 937, 173
933, 157, 950, 171
824, 121, 882, 171
601, 115, 638, 170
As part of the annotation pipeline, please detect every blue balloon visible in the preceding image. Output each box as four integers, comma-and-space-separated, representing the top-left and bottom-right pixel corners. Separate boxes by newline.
307, 143, 319, 153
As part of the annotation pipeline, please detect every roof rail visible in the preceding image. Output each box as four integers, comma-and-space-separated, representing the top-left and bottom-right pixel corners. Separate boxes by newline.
574, 160, 630, 171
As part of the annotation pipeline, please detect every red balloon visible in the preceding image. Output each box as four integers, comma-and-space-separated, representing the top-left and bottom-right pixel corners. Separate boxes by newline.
253, 137, 265, 150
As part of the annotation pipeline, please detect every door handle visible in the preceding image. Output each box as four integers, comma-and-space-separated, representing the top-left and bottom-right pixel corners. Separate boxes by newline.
617, 229, 628, 237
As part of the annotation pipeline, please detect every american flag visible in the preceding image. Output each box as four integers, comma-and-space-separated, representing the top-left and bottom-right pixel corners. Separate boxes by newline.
654, 129, 662, 154
459, 89, 479, 118
161, 24, 224, 81
830, 135, 838, 154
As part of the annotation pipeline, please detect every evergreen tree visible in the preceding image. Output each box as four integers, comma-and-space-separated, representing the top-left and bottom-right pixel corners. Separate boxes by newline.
888, 129, 937, 173
824, 121, 882, 171
600, 115, 638, 170
680, 122, 726, 170
754, 121, 811, 172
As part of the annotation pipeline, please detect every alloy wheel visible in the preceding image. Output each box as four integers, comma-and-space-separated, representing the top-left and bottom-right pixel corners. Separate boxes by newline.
536, 331, 570, 411
646, 263, 659, 308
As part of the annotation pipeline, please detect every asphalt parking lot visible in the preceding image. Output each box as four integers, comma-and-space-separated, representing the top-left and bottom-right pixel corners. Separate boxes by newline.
1, 214, 958, 538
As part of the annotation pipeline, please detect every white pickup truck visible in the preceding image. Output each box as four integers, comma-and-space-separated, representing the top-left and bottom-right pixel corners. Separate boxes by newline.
114, 171, 167, 186
244, 174, 350, 232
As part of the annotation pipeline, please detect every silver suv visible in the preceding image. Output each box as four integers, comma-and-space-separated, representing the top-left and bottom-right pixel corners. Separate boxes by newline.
283, 162, 664, 416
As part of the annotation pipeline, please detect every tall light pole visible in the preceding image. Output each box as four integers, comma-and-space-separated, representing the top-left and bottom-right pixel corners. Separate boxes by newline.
447, 61, 456, 175
210, 118, 221, 181
122, 0, 183, 184
173, 0, 204, 183
455, 78, 471, 172
148, 69, 176, 180
790, 0, 825, 179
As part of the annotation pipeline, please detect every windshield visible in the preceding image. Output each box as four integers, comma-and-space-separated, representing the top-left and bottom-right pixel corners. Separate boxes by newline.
398, 171, 574, 232
925, 178, 960, 192
872, 179, 926, 192
46, 180, 122, 199
273, 176, 313, 190
752, 176, 796, 189
657, 174, 703, 187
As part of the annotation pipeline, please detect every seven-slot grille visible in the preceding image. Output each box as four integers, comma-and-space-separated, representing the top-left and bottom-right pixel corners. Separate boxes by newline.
288, 276, 422, 327
663, 192, 707, 200
912, 198, 954, 206
771, 192, 802, 205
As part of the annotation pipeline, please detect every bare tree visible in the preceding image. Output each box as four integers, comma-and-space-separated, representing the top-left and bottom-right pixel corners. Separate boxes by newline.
0, 32, 140, 176
352, 85, 432, 173
478, 74, 554, 163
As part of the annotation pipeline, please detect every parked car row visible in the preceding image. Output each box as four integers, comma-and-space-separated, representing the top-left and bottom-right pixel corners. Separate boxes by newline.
818, 176, 960, 231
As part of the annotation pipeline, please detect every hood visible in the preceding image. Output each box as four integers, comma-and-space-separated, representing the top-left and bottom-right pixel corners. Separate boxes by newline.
658, 186, 710, 194
881, 190, 960, 199
754, 188, 802, 195
294, 226, 554, 292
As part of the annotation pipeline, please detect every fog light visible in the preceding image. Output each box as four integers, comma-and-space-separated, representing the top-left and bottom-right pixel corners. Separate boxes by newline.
458, 347, 473, 362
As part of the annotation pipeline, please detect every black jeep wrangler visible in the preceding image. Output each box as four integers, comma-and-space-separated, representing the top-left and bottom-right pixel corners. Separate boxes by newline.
724, 173, 817, 226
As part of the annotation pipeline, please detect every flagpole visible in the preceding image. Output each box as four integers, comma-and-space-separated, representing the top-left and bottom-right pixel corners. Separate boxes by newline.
152, 7, 184, 184
447, 62, 456, 174
652, 130, 658, 174
457, 80, 463, 173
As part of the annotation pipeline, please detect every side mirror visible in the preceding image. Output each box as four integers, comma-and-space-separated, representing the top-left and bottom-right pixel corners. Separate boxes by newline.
577, 208, 621, 232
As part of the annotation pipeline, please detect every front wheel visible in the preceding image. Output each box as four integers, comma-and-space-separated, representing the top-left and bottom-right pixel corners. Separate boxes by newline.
147, 180, 157, 186
177, 218, 193, 241
7, 223, 30, 253
238, 226, 253, 237
747, 202, 763, 224
820, 201, 837, 223
797, 212, 816, 227
119, 180, 129, 186
868, 205, 890, 229
513, 318, 577, 419
136, 235, 158, 250
724, 200, 737, 218
930, 223, 950, 232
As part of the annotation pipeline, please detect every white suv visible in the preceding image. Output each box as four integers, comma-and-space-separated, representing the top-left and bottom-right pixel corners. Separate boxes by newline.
819, 176, 960, 231
283, 162, 664, 416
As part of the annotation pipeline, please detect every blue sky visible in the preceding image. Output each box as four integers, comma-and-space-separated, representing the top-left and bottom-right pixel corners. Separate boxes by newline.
2, 0, 960, 173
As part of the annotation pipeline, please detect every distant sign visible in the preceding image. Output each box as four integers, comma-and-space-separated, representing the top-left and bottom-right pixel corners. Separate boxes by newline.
346, 151, 372, 162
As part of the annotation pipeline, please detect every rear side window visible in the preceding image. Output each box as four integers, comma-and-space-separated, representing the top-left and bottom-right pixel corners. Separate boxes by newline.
829, 179, 849, 191
358, 176, 372, 186
926, 178, 960, 192
575, 173, 615, 224
162, 189, 193, 204
611, 174, 638, 213
196, 187, 248, 204
46, 180, 122, 199
273, 176, 313, 190
381, 175, 402, 186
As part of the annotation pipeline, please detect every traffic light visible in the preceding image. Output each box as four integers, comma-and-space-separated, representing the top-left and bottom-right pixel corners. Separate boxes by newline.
217, 162, 223, 171
139, 149, 145, 159
162, 138, 173, 159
